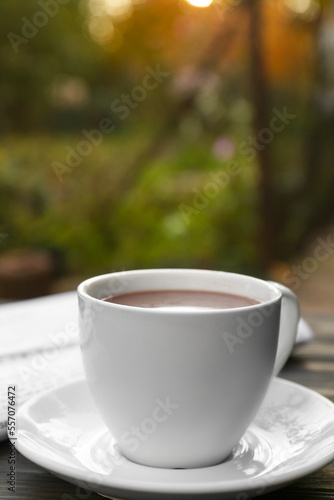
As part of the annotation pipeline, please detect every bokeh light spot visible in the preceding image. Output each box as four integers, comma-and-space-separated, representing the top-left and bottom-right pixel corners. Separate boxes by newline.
88, 16, 114, 44
89, 0, 132, 18
284, 0, 320, 20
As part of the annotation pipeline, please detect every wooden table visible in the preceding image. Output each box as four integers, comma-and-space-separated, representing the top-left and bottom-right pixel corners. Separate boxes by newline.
0, 313, 333, 500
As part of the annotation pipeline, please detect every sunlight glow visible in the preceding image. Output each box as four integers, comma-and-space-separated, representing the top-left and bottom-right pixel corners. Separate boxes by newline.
186, 0, 213, 7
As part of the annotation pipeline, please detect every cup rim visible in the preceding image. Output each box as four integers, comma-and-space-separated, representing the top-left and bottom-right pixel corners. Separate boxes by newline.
77, 268, 282, 315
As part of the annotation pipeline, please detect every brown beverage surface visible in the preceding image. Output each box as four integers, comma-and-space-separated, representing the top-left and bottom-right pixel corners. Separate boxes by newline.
103, 290, 259, 310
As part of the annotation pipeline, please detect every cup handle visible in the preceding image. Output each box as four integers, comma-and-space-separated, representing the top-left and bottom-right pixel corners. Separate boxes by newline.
267, 281, 300, 376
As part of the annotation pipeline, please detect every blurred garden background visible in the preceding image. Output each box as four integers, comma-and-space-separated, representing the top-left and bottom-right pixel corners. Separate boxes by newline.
1, 0, 334, 305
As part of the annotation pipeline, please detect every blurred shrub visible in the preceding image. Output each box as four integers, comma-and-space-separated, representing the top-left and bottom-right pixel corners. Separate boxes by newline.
0, 127, 261, 275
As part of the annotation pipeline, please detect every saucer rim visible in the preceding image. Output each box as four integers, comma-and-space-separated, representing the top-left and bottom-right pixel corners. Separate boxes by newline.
15, 377, 334, 496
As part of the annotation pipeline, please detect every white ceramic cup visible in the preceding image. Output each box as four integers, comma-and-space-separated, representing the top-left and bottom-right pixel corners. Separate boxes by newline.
77, 269, 299, 469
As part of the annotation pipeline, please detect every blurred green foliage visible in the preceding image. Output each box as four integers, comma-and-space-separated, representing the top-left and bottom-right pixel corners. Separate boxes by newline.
0, 126, 259, 274
0, 0, 333, 278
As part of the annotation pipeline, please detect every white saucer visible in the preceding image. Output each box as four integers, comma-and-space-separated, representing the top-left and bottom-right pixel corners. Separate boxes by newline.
16, 378, 334, 499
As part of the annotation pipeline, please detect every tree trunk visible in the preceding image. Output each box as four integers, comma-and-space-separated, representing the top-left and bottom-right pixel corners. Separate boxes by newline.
247, 0, 276, 270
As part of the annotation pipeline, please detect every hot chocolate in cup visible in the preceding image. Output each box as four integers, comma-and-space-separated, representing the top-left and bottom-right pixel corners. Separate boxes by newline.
78, 269, 299, 469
